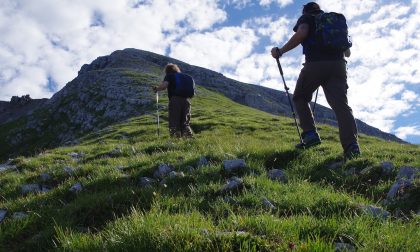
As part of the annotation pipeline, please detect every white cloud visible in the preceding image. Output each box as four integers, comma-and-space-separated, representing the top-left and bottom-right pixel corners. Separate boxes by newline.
245, 16, 292, 43
259, 0, 293, 8
316, 0, 376, 20
170, 26, 258, 72
395, 126, 420, 140
0, 0, 227, 101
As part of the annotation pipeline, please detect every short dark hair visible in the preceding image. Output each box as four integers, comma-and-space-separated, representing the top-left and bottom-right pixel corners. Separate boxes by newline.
302, 2, 321, 14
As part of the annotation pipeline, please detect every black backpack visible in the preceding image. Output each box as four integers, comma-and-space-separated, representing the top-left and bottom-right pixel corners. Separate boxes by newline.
172, 73, 195, 98
314, 12, 352, 51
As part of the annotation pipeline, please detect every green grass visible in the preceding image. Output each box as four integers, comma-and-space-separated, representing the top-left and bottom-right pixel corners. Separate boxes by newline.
0, 85, 419, 251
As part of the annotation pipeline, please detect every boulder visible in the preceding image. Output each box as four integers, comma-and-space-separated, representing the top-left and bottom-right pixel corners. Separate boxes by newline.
197, 156, 209, 167
221, 176, 243, 193
21, 184, 41, 194
12, 212, 28, 219
0, 209, 7, 223
223, 159, 246, 173
360, 205, 390, 219
396, 166, 419, 180
386, 179, 413, 200
69, 182, 83, 193
380, 161, 393, 175
153, 164, 174, 179
168, 171, 185, 179
262, 197, 276, 210
267, 169, 288, 183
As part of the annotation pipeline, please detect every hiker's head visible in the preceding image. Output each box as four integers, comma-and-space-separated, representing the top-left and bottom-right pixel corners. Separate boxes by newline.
302, 2, 321, 14
165, 63, 181, 74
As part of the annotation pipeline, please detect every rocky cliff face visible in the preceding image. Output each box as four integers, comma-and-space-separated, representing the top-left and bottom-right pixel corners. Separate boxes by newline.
0, 48, 405, 160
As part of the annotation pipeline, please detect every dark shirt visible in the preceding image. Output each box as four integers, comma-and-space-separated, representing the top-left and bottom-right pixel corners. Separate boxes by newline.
293, 11, 344, 62
164, 73, 177, 99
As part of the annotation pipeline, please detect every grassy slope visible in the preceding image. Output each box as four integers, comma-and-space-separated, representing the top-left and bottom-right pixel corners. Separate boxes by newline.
0, 86, 419, 251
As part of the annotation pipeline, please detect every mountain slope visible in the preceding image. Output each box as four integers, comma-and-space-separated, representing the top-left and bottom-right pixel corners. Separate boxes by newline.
0, 48, 405, 161
0, 83, 419, 251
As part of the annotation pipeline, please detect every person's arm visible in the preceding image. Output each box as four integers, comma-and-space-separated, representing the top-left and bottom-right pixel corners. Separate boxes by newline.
344, 48, 351, 57
271, 23, 309, 58
152, 81, 169, 93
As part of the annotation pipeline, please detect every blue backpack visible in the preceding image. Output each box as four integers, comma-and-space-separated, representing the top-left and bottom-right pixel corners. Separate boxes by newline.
173, 73, 195, 98
315, 12, 352, 51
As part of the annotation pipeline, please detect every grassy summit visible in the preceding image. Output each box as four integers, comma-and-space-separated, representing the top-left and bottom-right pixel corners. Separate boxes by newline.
0, 83, 419, 251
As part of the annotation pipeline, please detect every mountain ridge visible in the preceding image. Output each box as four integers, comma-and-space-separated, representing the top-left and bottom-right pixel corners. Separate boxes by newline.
0, 48, 406, 160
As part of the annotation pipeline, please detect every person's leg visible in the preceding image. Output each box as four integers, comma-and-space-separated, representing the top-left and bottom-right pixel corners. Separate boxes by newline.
293, 62, 327, 147
322, 61, 359, 153
169, 97, 182, 137
180, 98, 193, 137
293, 62, 325, 133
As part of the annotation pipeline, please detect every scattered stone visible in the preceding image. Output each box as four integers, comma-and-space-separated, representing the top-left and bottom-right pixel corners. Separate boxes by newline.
0, 209, 7, 223
221, 176, 243, 193
21, 184, 41, 194
386, 179, 413, 200
262, 197, 276, 210
110, 147, 123, 156
197, 156, 209, 167
360, 205, 390, 219
0, 159, 17, 173
69, 182, 83, 193
396, 166, 419, 180
63, 166, 76, 175
12, 212, 28, 220
335, 242, 356, 252
139, 177, 156, 188
267, 169, 288, 183
168, 171, 185, 179
223, 159, 246, 173
328, 161, 343, 170
153, 164, 174, 179
40, 173, 52, 182
380, 161, 394, 175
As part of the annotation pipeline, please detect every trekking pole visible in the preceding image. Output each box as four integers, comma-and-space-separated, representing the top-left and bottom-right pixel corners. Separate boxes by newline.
275, 57, 304, 145
156, 92, 160, 137
312, 88, 319, 117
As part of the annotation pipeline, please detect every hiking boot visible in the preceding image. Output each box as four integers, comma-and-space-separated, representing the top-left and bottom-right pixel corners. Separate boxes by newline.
344, 143, 361, 160
295, 130, 321, 149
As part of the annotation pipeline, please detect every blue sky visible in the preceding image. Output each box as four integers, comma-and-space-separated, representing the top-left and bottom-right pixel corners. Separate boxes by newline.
0, 0, 419, 144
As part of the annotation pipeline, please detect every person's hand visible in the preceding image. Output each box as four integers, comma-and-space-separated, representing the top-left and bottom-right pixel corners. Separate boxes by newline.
152, 86, 158, 93
271, 47, 283, 59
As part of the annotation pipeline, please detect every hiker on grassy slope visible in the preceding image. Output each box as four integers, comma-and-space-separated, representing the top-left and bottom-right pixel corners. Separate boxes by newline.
153, 63, 194, 138
271, 2, 360, 159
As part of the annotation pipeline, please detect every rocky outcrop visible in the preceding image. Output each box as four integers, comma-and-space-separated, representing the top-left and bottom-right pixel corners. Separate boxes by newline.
0, 48, 406, 160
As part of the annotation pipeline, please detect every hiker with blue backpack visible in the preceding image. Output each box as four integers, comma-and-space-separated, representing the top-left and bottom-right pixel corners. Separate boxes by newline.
271, 2, 360, 160
153, 63, 195, 138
